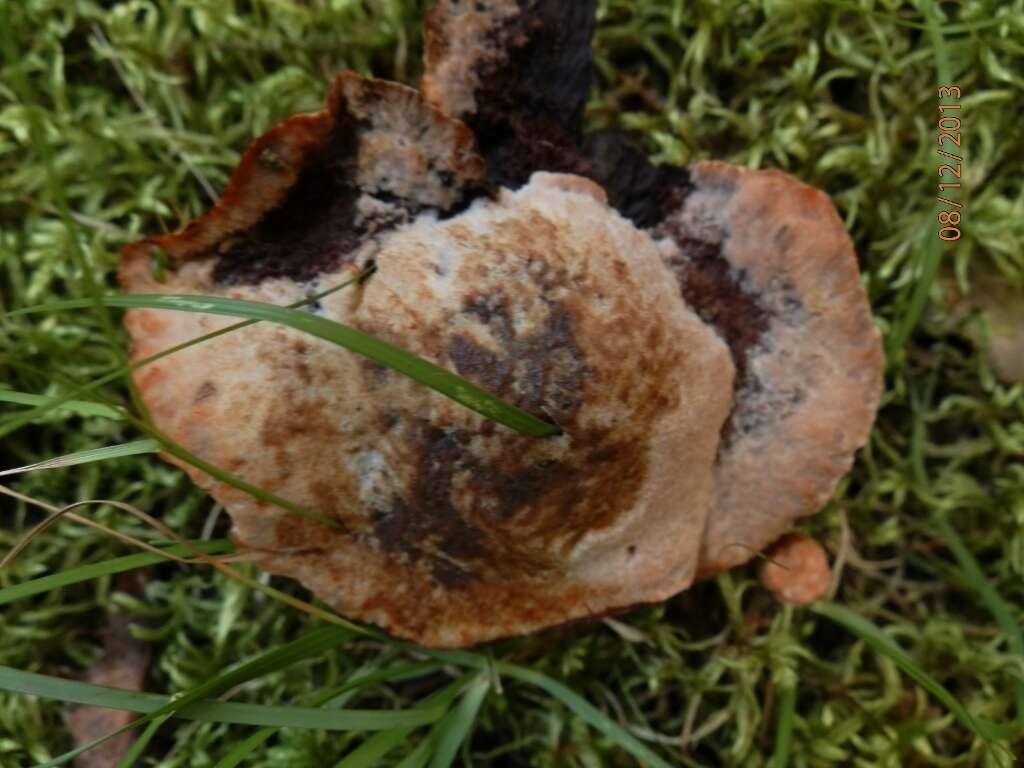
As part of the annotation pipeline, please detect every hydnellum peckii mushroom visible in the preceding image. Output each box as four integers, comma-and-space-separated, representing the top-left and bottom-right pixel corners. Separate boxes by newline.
119, 1, 884, 647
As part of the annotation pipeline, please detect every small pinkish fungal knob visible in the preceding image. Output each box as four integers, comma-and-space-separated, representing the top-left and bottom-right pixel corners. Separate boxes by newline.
760, 533, 831, 606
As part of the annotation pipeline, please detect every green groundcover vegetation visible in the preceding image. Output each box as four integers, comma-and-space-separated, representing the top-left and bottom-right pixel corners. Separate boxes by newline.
1, 0, 1023, 765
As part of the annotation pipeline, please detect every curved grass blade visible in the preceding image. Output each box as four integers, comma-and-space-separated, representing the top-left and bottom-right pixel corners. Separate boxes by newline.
0, 268, 374, 441
26, 625, 361, 767
396, 738, 435, 768
0, 380, 340, 536
7, 294, 561, 438
182, 699, 442, 730
813, 602, 1020, 742
930, 515, 1024, 725
408, 647, 487, 670
770, 682, 796, 768
428, 674, 490, 768
494, 662, 673, 768
1, 284, 366, 535
137, 418, 341, 530
0, 390, 123, 420
0, 494, 231, 575
213, 730, 275, 768
0, 540, 233, 606
337, 726, 420, 768
216, 661, 445, 768
336, 674, 473, 768
0, 440, 158, 477
115, 714, 170, 768
0, 665, 446, 731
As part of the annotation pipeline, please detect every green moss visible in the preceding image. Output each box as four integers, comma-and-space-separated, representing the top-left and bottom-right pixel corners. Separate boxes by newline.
2, 0, 1023, 765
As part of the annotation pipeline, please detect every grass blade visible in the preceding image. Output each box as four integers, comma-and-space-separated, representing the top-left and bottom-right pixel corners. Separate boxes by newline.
0, 540, 234, 606
0, 665, 447, 731
181, 699, 443, 730
0, 440, 158, 477
212, 730, 275, 768
495, 662, 673, 768
137, 418, 341, 530
0, 390, 123, 420
7, 294, 561, 438
114, 714, 170, 768
338, 727, 419, 768
180, 445, 340, 533
217, 661, 448, 768
25, 625, 359, 766
931, 515, 1024, 724
428, 674, 490, 768
336, 674, 472, 768
0, 268, 374, 441
396, 737, 435, 768
813, 602, 1020, 741
887, 230, 942, 363
770, 682, 796, 768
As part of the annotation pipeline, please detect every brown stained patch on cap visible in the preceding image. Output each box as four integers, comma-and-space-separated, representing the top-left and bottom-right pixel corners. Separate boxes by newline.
656, 230, 770, 398
368, 423, 492, 582
449, 292, 589, 424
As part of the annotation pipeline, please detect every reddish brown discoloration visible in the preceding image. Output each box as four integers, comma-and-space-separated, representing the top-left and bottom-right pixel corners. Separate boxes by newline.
656, 231, 770, 395
193, 381, 216, 402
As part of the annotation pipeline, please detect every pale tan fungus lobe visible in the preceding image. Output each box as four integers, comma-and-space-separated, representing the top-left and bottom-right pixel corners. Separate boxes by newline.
658, 162, 884, 578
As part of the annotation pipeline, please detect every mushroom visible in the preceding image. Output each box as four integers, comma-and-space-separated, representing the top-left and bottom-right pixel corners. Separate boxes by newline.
120, 2, 883, 646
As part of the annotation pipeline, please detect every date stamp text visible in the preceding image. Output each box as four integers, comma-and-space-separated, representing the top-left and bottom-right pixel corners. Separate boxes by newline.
936, 85, 963, 241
